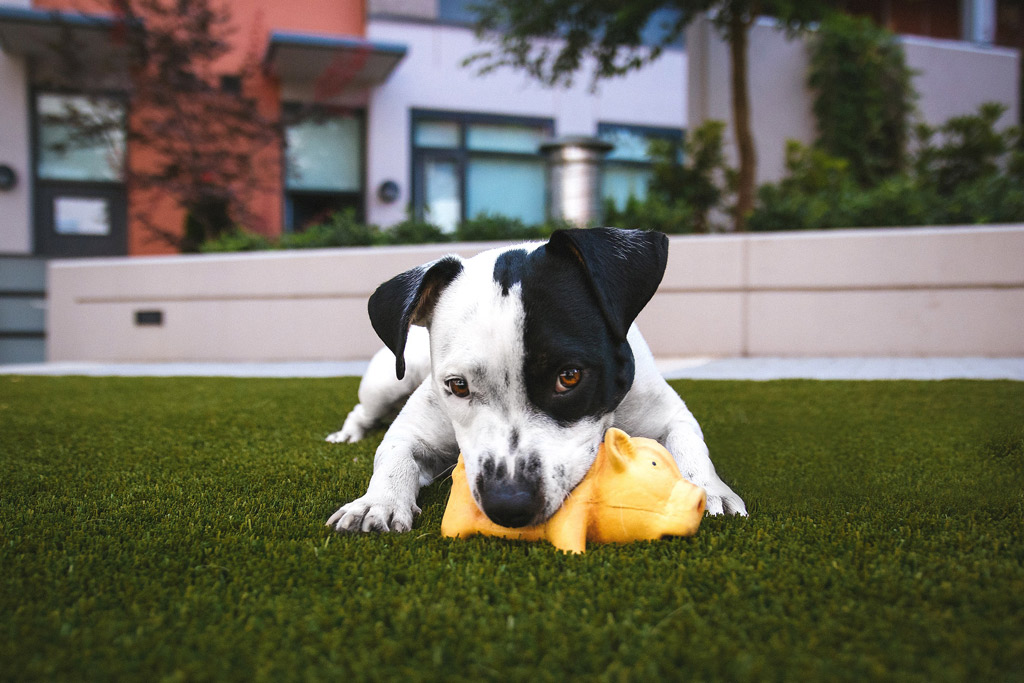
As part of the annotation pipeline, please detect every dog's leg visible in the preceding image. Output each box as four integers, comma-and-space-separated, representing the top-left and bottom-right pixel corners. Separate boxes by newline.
327, 379, 457, 533
658, 405, 747, 516
327, 328, 431, 443
617, 328, 748, 516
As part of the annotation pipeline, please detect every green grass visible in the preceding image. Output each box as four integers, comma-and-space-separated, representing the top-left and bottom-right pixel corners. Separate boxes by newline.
2, 376, 1022, 682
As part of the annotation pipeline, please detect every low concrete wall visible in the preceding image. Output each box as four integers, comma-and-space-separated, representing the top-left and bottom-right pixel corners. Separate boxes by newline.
48, 225, 1024, 363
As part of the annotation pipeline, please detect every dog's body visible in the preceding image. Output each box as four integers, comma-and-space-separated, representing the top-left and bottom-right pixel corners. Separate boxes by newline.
327, 228, 746, 533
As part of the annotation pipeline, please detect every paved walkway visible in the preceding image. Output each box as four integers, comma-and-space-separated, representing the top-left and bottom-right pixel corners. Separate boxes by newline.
3, 358, 1023, 380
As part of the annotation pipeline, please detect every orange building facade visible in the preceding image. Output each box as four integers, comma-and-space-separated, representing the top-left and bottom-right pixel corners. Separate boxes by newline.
0, 0, 403, 255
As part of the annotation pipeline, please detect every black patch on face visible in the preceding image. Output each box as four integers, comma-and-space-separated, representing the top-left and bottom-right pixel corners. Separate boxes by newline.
509, 245, 637, 425
493, 248, 528, 296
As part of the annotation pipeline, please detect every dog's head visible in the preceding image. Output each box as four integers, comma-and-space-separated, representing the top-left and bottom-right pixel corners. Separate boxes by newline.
368, 227, 669, 527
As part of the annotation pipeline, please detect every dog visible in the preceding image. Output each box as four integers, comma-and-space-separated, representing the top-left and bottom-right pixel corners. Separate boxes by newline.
326, 227, 746, 533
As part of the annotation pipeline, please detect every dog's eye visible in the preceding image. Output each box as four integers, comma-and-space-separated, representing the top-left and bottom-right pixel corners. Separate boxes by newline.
555, 367, 583, 393
446, 377, 470, 398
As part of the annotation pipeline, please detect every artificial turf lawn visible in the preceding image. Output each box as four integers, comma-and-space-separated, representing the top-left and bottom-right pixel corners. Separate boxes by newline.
2, 376, 1022, 682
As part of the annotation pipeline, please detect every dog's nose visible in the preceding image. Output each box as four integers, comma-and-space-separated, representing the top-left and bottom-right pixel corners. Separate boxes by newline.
477, 476, 544, 528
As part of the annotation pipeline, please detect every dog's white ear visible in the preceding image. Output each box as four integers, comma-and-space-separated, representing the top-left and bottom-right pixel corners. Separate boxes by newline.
546, 228, 669, 341
368, 255, 463, 379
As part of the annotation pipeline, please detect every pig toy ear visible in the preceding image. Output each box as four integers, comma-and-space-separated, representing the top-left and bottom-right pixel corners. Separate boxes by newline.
604, 428, 636, 472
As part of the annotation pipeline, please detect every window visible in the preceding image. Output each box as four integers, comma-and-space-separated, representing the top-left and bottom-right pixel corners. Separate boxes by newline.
33, 92, 128, 257
36, 93, 125, 182
412, 111, 553, 233
438, 1, 684, 48
598, 124, 683, 211
284, 106, 364, 230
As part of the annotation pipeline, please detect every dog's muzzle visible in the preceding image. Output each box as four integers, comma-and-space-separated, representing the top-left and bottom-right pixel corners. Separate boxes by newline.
476, 472, 545, 528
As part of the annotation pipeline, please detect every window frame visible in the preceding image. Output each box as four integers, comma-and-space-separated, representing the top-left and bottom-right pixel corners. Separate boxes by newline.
31, 88, 129, 257
282, 103, 366, 231
597, 122, 685, 210
410, 109, 554, 230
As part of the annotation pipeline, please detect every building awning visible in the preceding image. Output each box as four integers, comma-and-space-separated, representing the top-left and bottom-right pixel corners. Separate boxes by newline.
264, 31, 406, 97
0, 5, 132, 84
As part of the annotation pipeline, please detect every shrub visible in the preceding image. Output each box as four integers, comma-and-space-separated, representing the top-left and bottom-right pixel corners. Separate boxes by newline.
199, 228, 274, 252
604, 195, 696, 234
605, 119, 733, 234
278, 209, 380, 248
807, 14, 917, 186
914, 102, 1015, 195
378, 216, 450, 245
749, 104, 1024, 232
456, 213, 549, 242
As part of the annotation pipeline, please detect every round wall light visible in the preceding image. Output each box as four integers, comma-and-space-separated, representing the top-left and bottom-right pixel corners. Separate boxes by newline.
0, 164, 17, 191
377, 180, 400, 204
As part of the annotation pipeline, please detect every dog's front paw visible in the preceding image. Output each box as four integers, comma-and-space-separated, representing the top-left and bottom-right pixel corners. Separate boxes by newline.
705, 493, 748, 516
703, 481, 748, 517
326, 494, 421, 533
325, 425, 363, 444
326, 404, 372, 443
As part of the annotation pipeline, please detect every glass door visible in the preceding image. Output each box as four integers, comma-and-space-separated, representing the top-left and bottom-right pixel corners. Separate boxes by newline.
33, 93, 127, 257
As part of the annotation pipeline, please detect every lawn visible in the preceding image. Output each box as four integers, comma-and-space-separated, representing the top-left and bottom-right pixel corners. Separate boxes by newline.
2, 376, 1022, 681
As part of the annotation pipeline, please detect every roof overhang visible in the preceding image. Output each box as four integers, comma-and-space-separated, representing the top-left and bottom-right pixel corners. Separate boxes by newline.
0, 6, 133, 85
264, 31, 406, 98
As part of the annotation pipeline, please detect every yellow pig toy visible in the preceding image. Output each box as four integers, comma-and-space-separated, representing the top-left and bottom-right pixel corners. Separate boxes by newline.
441, 428, 707, 553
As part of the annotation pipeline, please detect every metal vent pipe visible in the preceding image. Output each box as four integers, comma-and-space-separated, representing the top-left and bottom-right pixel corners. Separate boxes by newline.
539, 136, 613, 227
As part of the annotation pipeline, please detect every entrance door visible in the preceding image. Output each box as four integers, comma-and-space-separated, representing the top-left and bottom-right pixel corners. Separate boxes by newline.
33, 92, 127, 257
34, 182, 126, 257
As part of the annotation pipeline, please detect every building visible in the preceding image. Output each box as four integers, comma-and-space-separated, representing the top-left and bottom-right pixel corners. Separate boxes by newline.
0, 0, 1020, 364
0, 0, 687, 262
689, 0, 1021, 183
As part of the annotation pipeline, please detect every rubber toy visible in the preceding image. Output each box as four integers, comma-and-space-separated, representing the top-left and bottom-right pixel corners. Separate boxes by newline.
441, 428, 707, 553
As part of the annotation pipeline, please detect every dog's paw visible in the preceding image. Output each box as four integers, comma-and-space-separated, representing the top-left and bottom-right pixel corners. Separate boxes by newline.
705, 491, 748, 517
326, 404, 372, 443
326, 494, 421, 533
325, 425, 363, 443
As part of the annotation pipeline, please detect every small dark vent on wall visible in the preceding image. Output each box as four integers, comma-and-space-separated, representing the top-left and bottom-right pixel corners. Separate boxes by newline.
135, 310, 163, 326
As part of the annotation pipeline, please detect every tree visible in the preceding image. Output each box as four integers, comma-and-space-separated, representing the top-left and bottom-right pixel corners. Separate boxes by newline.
466, 0, 828, 232
47, 0, 280, 251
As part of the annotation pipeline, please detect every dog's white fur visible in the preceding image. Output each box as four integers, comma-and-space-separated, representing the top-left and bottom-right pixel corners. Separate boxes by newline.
326, 243, 746, 533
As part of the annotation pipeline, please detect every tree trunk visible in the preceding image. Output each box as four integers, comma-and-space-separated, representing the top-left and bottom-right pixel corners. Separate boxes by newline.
729, 11, 755, 232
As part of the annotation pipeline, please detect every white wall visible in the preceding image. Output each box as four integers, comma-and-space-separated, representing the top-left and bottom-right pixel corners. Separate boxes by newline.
0, 47, 31, 254
365, 18, 687, 227
687, 15, 1021, 185
48, 225, 1024, 363
903, 35, 1020, 127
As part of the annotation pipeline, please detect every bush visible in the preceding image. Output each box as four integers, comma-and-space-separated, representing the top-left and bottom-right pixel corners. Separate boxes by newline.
278, 209, 380, 248
456, 213, 550, 242
604, 195, 696, 235
605, 119, 733, 233
749, 104, 1024, 232
378, 217, 450, 245
199, 228, 274, 253
914, 102, 1016, 195
807, 14, 917, 186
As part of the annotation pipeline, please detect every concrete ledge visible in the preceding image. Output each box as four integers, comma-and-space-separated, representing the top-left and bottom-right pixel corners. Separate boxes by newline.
48, 225, 1024, 362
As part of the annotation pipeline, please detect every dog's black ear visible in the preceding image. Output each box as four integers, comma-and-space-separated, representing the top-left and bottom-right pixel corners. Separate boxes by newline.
368, 255, 464, 379
546, 228, 669, 341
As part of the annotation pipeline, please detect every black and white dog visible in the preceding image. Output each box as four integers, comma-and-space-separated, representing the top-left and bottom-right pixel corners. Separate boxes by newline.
326, 227, 746, 533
